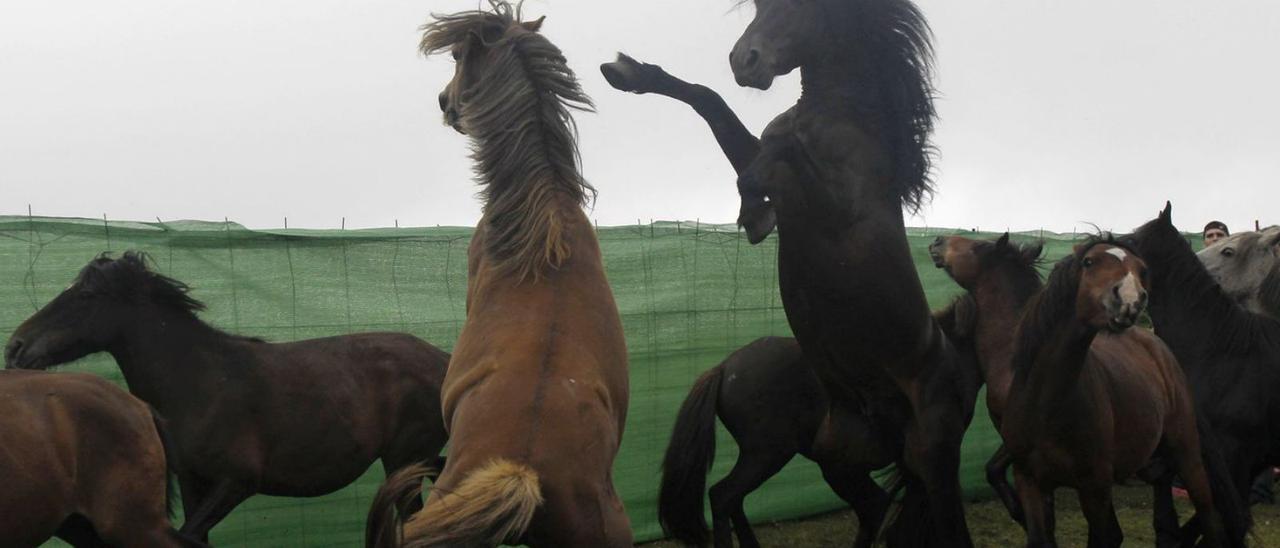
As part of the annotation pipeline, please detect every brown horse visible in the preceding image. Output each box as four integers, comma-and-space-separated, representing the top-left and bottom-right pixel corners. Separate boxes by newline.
365, 3, 630, 547
929, 233, 1043, 523
5, 252, 450, 542
658, 294, 980, 548
603, 0, 976, 544
0, 369, 205, 547
1000, 237, 1241, 547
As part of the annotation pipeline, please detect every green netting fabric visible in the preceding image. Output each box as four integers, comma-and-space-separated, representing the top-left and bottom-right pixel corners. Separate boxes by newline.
0, 216, 1082, 546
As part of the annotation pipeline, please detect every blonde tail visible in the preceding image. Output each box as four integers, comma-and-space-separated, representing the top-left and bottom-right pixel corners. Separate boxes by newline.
403, 459, 543, 547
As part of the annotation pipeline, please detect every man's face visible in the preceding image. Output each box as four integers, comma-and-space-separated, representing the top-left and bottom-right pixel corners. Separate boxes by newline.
1204, 228, 1228, 247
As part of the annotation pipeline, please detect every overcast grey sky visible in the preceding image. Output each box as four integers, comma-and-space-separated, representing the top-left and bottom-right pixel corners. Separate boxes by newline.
1, 1, 1275, 233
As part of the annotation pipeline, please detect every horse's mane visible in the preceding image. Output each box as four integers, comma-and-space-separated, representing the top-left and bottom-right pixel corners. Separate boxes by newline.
1129, 219, 1269, 354
821, 0, 937, 212
934, 292, 977, 341
77, 251, 206, 316
1010, 235, 1130, 376
421, 1, 595, 281
979, 237, 1045, 302
76, 251, 265, 343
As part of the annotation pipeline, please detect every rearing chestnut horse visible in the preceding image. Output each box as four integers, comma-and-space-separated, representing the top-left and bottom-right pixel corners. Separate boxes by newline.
603, 0, 976, 544
1001, 238, 1240, 547
366, 3, 630, 547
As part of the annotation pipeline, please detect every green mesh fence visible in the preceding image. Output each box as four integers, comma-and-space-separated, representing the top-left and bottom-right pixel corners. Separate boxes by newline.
0, 216, 1083, 546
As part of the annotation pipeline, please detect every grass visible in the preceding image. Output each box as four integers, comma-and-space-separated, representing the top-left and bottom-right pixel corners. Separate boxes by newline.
641, 485, 1280, 547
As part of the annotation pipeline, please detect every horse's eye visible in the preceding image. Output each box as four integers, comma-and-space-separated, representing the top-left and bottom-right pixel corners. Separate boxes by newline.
1082, 257, 1094, 268
1222, 247, 1235, 257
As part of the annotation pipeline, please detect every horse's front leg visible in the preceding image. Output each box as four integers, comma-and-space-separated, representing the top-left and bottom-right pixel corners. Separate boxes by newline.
1014, 468, 1056, 548
987, 443, 1024, 526
1078, 487, 1123, 548
601, 54, 775, 243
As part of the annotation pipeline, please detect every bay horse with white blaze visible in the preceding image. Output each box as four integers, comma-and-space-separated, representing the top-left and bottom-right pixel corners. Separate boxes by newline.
1001, 237, 1242, 547
5, 252, 450, 542
0, 369, 204, 547
365, 2, 630, 546
658, 294, 980, 548
603, 0, 976, 544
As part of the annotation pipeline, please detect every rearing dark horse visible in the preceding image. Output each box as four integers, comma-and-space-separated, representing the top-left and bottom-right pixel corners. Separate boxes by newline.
603, 0, 976, 545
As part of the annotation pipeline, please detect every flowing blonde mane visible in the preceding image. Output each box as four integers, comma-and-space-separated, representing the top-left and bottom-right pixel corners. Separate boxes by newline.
421, 1, 595, 281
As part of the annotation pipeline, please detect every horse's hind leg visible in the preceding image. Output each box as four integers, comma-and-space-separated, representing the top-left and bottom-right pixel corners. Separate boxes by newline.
709, 448, 793, 548
55, 514, 108, 547
1078, 488, 1123, 548
176, 477, 252, 542
380, 438, 444, 517
819, 463, 888, 548
1013, 468, 1055, 548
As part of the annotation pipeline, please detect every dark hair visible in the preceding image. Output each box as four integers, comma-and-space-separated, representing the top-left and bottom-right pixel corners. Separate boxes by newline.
1204, 221, 1229, 236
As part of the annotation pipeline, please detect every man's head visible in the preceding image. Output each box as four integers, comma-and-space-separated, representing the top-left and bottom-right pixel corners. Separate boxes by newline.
1204, 221, 1229, 247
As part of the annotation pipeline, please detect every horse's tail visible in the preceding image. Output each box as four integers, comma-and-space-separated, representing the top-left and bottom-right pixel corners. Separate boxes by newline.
365, 463, 433, 548
879, 462, 934, 548
148, 408, 180, 519
657, 363, 725, 546
393, 459, 542, 548
1197, 413, 1251, 547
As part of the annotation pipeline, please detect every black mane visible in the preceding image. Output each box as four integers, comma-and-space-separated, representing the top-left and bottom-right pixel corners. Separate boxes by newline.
1010, 235, 1131, 376
77, 251, 206, 316
823, 0, 937, 211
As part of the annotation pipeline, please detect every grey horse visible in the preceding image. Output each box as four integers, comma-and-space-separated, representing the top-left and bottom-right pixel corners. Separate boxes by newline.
1199, 226, 1280, 318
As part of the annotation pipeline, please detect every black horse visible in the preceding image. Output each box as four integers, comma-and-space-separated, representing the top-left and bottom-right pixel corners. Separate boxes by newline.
604, 0, 977, 544
5, 252, 450, 542
1127, 203, 1280, 542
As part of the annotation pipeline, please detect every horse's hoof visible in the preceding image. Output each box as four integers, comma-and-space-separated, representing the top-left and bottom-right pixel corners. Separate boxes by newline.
600, 53, 650, 94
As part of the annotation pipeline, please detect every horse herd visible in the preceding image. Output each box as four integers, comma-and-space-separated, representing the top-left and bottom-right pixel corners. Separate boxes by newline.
3, 0, 1278, 546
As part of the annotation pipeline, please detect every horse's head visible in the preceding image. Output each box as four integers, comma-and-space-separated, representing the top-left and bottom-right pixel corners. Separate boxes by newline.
4, 252, 201, 371
730, 0, 825, 89
1074, 241, 1150, 333
422, 3, 547, 134
1126, 201, 1184, 261
930, 233, 1043, 291
1199, 227, 1280, 315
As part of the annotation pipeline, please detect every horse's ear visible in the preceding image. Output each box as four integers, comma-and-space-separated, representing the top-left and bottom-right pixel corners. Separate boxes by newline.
1072, 242, 1085, 254
996, 232, 1010, 248
1023, 241, 1045, 263
1263, 228, 1280, 251
521, 16, 545, 33
1159, 201, 1172, 225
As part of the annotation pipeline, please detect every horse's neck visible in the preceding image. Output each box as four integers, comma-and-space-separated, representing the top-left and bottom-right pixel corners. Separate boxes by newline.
1147, 245, 1252, 357
973, 276, 1038, 397
1014, 321, 1095, 419
107, 307, 228, 412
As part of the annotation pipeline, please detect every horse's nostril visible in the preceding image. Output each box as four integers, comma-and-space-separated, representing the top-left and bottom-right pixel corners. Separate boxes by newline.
438, 92, 449, 113
745, 49, 760, 68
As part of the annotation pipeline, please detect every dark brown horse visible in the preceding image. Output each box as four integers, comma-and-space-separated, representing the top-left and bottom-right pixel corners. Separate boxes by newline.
1127, 203, 1278, 543
365, 3, 630, 547
4, 252, 450, 542
929, 234, 1043, 523
658, 294, 980, 548
1000, 237, 1241, 547
0, 369, 205, 547
603, 0, 976, 544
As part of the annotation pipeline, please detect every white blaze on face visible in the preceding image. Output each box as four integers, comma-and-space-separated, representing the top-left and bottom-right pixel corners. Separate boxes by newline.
1117, 272, 1141, 304
1105, 247, 1128, 262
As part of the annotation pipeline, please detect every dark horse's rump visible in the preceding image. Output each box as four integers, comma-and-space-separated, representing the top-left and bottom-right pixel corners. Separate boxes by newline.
5, 252, 450, 542
0, 370, 205, 547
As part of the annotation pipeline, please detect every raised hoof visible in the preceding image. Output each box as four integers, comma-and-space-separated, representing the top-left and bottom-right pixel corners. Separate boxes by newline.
600, 53, 657, 94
